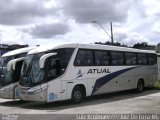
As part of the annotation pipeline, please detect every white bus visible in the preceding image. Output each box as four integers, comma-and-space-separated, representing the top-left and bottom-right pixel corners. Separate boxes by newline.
0, 47, 36, 99
19, 44, 158, 103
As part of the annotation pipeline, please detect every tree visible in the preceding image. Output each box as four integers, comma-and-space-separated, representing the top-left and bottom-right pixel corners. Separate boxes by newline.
132, 42, 148, 49
132, 42, 156, 50
94, 41, 128, 47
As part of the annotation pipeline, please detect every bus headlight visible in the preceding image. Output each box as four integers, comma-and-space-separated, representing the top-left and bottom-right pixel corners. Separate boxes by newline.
33, 88, 42, 94
27, 86, 47, 94
27, 88, 42, 94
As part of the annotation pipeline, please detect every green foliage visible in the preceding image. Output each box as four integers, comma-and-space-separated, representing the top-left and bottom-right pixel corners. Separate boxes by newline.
154, 81, 160, 89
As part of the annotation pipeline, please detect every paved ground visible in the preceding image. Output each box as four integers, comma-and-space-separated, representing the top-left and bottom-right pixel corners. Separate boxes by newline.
0, 89, 160, 120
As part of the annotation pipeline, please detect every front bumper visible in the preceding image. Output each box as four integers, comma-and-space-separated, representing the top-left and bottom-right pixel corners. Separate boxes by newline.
19, 86, 47, 102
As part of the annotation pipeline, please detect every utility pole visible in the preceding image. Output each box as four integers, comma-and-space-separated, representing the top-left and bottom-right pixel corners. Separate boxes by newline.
92, 21, 114, 45
110, 22, 114, 45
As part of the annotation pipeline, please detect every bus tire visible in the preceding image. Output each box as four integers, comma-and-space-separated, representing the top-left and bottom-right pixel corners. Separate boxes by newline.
71, 86, 84, 103
136, 79, 144, 92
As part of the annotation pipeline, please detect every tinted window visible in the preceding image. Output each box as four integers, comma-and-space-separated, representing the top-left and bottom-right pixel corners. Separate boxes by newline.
148, 54, 157, 65
49, 48, 74, 70
111, 51, 125, 65
74, 49, 93, 66
125, 52, 137, 65
95, 51, 110, 66
13, 60, 24, 83
46, 58, 61, 81
137, 53, 147, 65
57, 48, 74, 69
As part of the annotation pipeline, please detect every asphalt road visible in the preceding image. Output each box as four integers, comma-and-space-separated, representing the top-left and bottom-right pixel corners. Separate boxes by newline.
0, 89, 160, 120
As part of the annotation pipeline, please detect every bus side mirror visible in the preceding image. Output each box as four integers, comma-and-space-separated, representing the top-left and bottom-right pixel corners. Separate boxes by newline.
7, 57, 25, 71
39, 53, 57, 69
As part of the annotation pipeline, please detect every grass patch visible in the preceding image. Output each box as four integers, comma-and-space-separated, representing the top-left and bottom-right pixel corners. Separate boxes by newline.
154, 81, 160, 89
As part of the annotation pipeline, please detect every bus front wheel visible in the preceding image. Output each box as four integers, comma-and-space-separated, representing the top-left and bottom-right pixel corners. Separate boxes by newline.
136, 79, 144, 92
71, 86, 84, 103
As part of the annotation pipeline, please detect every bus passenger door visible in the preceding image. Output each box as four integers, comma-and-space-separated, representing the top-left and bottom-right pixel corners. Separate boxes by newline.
45, 56, 62, 102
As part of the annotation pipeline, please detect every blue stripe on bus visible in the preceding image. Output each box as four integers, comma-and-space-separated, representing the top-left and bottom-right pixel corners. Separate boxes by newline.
91, 66, 138, 95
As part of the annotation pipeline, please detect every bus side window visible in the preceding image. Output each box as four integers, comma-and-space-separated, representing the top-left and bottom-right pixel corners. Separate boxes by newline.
137, 53, 147, 65
94, 51, 110, 66
74, 49, 93, 66
125, 52, 137, 65
75, 50, 86, 66
102, 51, 110, 65
148, 54, 157, 65
95, 51, 102, 66
111, 51, 125, 65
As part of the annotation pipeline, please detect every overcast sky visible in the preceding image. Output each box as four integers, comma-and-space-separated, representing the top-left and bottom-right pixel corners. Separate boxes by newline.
0, 0, 160, 46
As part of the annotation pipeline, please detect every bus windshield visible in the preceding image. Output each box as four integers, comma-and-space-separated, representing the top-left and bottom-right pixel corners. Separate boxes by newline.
20, 48, 74, 87
20, 53, 45, 86
1, 56, 15, 69
0, 70, 13, 87
0, 56, 15, 87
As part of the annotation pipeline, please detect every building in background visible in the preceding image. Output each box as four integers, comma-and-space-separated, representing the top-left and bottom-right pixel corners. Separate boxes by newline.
0, 44, 29, 56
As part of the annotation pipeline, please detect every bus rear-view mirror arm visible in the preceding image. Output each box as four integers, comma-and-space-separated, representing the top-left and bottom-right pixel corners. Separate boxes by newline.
39, 53, 57, 69
7, 57, 25, 71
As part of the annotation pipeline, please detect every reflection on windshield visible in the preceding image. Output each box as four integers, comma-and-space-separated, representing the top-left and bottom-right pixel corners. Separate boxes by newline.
20, 54, 33, 78
1, 56, 14, 68
30, 59, 44, 83
20, 53, 45, 86
0, 70, 13, 86
0, 56, 15, 75
0, 53, 26, 87
0, 56, 15, 87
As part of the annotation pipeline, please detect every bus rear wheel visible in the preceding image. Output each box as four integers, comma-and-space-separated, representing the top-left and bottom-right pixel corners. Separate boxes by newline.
71, 86, 84, 103
136, 79, 144, 92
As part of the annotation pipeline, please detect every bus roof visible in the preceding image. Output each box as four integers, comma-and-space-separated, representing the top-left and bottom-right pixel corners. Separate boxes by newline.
28, 44, 76, 54
1, 46, 36, 57
28, 43, 156, 55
